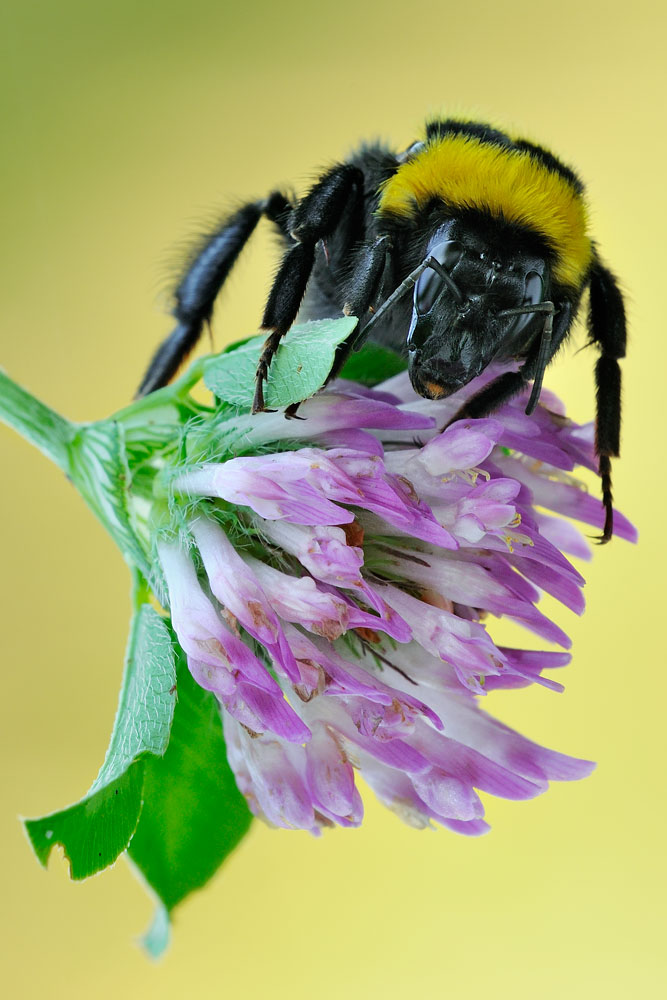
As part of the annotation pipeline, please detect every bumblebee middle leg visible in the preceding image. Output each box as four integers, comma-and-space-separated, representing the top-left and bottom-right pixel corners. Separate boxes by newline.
253, 164, 365, 413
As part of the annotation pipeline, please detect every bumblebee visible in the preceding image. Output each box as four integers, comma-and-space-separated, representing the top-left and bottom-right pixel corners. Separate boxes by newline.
138, 118, 626, 541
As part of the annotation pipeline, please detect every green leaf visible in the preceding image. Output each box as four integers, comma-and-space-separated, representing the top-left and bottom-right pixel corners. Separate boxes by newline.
339, 342, 407, 385
90, 604, 176, 785
128, 638, 253, 955
24, 604, 176, 880
68, 420, 152, 578
203, 316, 358, 409
0, 369, 75, 473
24, 767, 146, 880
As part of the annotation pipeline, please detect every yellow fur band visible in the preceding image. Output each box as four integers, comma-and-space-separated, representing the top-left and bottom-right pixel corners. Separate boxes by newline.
378, 135, 592, 288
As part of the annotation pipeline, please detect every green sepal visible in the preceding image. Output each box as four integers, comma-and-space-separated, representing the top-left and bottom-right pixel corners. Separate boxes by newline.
339, 342, 408, 385
128, 635, 253, 956
23, 602, 176, 880
203, 316, 359, 409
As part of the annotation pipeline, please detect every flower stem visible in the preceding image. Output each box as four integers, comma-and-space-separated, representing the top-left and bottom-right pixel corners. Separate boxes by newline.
0, 369, 75, 474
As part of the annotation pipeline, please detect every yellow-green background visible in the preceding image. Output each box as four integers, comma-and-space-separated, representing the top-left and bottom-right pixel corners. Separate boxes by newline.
1, 1, 664, 995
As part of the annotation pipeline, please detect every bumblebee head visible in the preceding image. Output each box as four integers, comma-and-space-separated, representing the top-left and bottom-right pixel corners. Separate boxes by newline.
406, 218, 550, 399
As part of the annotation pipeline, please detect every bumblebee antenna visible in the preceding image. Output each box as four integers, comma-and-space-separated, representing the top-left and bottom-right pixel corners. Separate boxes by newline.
426, 257, 465, 305
353, 255, 463, 350
352, 258, 430, 350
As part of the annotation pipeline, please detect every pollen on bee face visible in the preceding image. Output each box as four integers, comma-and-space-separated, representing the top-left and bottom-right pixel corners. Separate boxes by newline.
424, 380, 447, 399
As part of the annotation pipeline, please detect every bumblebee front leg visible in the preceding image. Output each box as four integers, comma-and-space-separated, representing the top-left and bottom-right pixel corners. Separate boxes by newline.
343, 235, 394, 320
252, 164, 364, 414
280, 235, 393, 420
319, 235, 394, 386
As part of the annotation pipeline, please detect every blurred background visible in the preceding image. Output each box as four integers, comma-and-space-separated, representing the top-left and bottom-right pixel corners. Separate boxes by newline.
1, 1, 665, 996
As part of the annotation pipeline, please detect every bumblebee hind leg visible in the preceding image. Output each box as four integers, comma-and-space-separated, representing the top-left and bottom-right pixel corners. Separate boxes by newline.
136, 192, 291, 397
587, 260, 626, 542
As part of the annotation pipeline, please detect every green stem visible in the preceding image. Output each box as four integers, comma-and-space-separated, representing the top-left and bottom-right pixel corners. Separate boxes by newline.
0, 369, 75, 474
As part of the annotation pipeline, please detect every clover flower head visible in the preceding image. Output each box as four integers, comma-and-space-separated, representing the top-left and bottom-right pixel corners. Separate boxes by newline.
1, 326, 637, 953
158, 368, 635, 835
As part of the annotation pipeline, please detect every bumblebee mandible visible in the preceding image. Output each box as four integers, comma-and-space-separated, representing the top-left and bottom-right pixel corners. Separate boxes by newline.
137, 118, 626, 541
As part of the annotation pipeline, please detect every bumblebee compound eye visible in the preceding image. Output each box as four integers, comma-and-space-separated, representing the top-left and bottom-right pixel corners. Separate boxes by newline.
406, 310, 431, 353
413, 240, 463, 315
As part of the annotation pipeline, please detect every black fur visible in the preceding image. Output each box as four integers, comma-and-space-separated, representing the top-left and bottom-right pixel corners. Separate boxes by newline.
291, 165, 364, 242
458, 300, 573, 422
253, 164, 366, 412
343, 236, 393, 317
425, 119, 513, 148
459, 370, 530, 419
512, 139, 584, 194
262, 242, 315, 332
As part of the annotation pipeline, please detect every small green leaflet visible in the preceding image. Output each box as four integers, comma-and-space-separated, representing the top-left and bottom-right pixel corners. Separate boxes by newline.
128, 636, 253, 957
24, 604, 176, 880
204, 316, 358, 408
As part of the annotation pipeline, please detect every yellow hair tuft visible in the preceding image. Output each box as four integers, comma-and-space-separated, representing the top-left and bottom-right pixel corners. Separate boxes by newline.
378, 135, 592, 288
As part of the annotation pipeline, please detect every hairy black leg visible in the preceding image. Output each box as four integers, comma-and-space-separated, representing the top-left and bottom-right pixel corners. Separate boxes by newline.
343, 236, 393, 318
499, 302, 556, 414
289, 166, 364, 243
497, 301, 573, 414
452, 370, 530, 422
136, 193, 291, 397
253, 242, 316, 413
262, 190, 293, 233
252, 164, 364, 414
587, 261, 626, 542
446, 300, 572, 425
278, 237, 394, 420
313, 235, 394, 387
